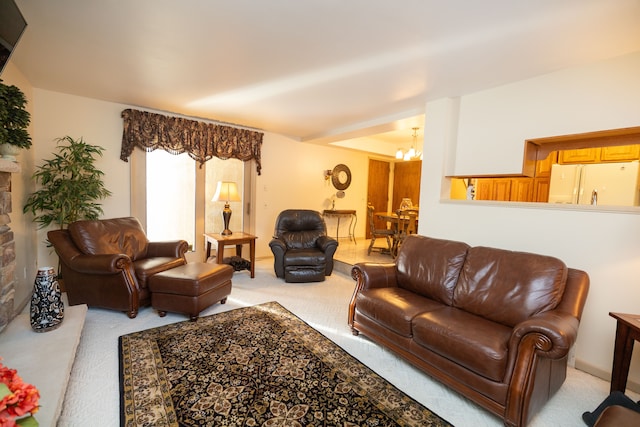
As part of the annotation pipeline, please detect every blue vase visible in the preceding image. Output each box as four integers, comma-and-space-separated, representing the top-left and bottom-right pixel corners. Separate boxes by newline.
30, 267, 64, 332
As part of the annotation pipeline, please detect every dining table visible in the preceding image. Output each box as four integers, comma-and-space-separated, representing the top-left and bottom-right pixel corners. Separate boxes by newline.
375, 211, 419, 227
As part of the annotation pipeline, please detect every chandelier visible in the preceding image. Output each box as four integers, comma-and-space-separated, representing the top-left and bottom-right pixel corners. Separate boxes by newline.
395, 127, 423, 161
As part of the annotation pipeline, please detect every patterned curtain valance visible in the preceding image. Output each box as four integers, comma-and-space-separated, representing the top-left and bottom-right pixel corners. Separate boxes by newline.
120, 108, 263, 174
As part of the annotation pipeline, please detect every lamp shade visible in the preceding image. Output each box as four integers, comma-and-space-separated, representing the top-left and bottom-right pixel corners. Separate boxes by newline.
212, 181, 241, 203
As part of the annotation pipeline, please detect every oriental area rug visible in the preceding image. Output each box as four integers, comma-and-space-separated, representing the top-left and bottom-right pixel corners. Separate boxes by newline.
118, 301, 452, 427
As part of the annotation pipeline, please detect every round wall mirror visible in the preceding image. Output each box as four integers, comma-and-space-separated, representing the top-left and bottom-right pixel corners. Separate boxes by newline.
331, 164, 351, 190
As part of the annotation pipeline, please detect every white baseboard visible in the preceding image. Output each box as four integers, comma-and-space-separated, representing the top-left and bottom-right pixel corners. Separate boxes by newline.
575, 358, 640, 394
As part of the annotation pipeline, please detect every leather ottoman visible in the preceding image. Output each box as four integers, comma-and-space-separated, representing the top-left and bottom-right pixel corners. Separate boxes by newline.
149, 262, 233, 321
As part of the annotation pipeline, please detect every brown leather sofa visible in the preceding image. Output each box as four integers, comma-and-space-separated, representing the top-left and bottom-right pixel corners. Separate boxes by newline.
349, 235, 589, 427
48, 217, 188, 318
269, 209, 338, 282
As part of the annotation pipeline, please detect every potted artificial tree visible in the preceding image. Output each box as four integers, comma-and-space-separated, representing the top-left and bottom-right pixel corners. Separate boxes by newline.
0, 79, 31, 161
23, 135, 112, 230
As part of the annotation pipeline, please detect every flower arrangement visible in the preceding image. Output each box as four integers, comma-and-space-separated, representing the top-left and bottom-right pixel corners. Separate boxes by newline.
0, 360, 39, 427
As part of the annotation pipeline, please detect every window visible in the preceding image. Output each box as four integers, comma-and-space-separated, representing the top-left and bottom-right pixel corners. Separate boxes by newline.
205, 158, 244, 235
131, 149, 249, 261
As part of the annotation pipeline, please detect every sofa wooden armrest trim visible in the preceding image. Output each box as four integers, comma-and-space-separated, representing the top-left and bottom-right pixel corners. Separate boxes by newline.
510, 311, 579, 360
349, 263, 398, 330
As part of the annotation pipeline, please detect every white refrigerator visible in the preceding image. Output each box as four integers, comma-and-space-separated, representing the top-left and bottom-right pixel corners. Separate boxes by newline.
548, 161, 640, 206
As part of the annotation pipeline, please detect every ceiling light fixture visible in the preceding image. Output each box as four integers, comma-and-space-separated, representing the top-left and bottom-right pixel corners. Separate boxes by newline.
396, 127, 422, 161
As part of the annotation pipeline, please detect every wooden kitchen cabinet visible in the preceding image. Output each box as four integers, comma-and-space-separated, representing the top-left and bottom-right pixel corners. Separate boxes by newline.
600, 145, 640, 162
493, 179, 512, 201
475, 177, 536, 202
533, 177, 550, 202
558, 145, 640, 164
535, 151, 557, 177
509, 178, 534, 202
559, 148, 601, 164
474, 179, 495, 201
475, 178, 534, 202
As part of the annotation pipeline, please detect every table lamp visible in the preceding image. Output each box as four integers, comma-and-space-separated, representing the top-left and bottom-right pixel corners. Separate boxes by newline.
212, 181, 241, 235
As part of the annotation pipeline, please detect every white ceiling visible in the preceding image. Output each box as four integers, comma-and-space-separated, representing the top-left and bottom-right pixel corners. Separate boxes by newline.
8, 0, 640, 157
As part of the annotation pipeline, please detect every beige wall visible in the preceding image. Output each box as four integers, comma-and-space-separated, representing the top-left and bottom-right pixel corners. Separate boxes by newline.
255, 133, 370, 257
454, 52, 640, 176
420, 51, 640, 388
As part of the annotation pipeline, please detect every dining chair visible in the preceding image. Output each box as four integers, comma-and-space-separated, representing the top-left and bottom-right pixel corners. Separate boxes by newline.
402, 208, 418, 234
367, 204, 394, 255
393, 209, 418, 256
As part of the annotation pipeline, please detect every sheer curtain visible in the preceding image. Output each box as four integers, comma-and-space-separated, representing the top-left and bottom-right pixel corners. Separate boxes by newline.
146, 150, 196, 247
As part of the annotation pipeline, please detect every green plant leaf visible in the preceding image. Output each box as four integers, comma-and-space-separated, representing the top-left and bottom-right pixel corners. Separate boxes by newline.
17, 415, 39, 427
22, 136, 112, 229
0, 80, 32, 148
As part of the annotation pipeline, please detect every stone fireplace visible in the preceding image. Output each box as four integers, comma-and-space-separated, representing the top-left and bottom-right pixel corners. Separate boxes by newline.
0, 159, 20, 333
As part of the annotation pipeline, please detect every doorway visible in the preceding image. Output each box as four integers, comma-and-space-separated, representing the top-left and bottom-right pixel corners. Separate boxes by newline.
392, 161, 421, 211
366, 159, 422, 239
366, 159, 390, 239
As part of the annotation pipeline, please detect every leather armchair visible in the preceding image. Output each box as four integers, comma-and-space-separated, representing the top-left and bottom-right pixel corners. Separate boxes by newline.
48, 217, 188, 318
269, 209, 338, 282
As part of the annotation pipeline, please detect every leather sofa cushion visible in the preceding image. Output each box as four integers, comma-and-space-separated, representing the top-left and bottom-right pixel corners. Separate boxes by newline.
412, 306, 512, 382
454, 246, 567, 327
69, 217, 149, 261
396, 235, 469, 306
355, 287, 445, 337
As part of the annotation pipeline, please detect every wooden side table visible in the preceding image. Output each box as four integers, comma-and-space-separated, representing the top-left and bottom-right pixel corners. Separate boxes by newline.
204, 232, 257, 278
609, 312, 640, 393
322, 209, 357, 243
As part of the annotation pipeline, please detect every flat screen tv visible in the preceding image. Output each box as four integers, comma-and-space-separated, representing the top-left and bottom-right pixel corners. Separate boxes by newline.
0, 0, 27, 75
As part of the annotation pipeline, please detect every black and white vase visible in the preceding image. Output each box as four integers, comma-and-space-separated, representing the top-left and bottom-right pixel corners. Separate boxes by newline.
30, 267, 64, 332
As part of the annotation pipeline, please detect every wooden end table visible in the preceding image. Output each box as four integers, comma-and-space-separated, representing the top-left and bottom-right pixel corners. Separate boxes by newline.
204, 232, 257, 278
609, 312, 640, 393
322, 209, 357, 243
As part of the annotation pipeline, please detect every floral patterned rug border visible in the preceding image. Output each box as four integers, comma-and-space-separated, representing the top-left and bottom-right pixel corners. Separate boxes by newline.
118, 301, 453, 426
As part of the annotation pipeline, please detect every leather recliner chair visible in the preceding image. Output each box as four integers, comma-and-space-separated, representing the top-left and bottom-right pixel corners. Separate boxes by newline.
269, 209, 338, 282
48, 217, 188, 318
